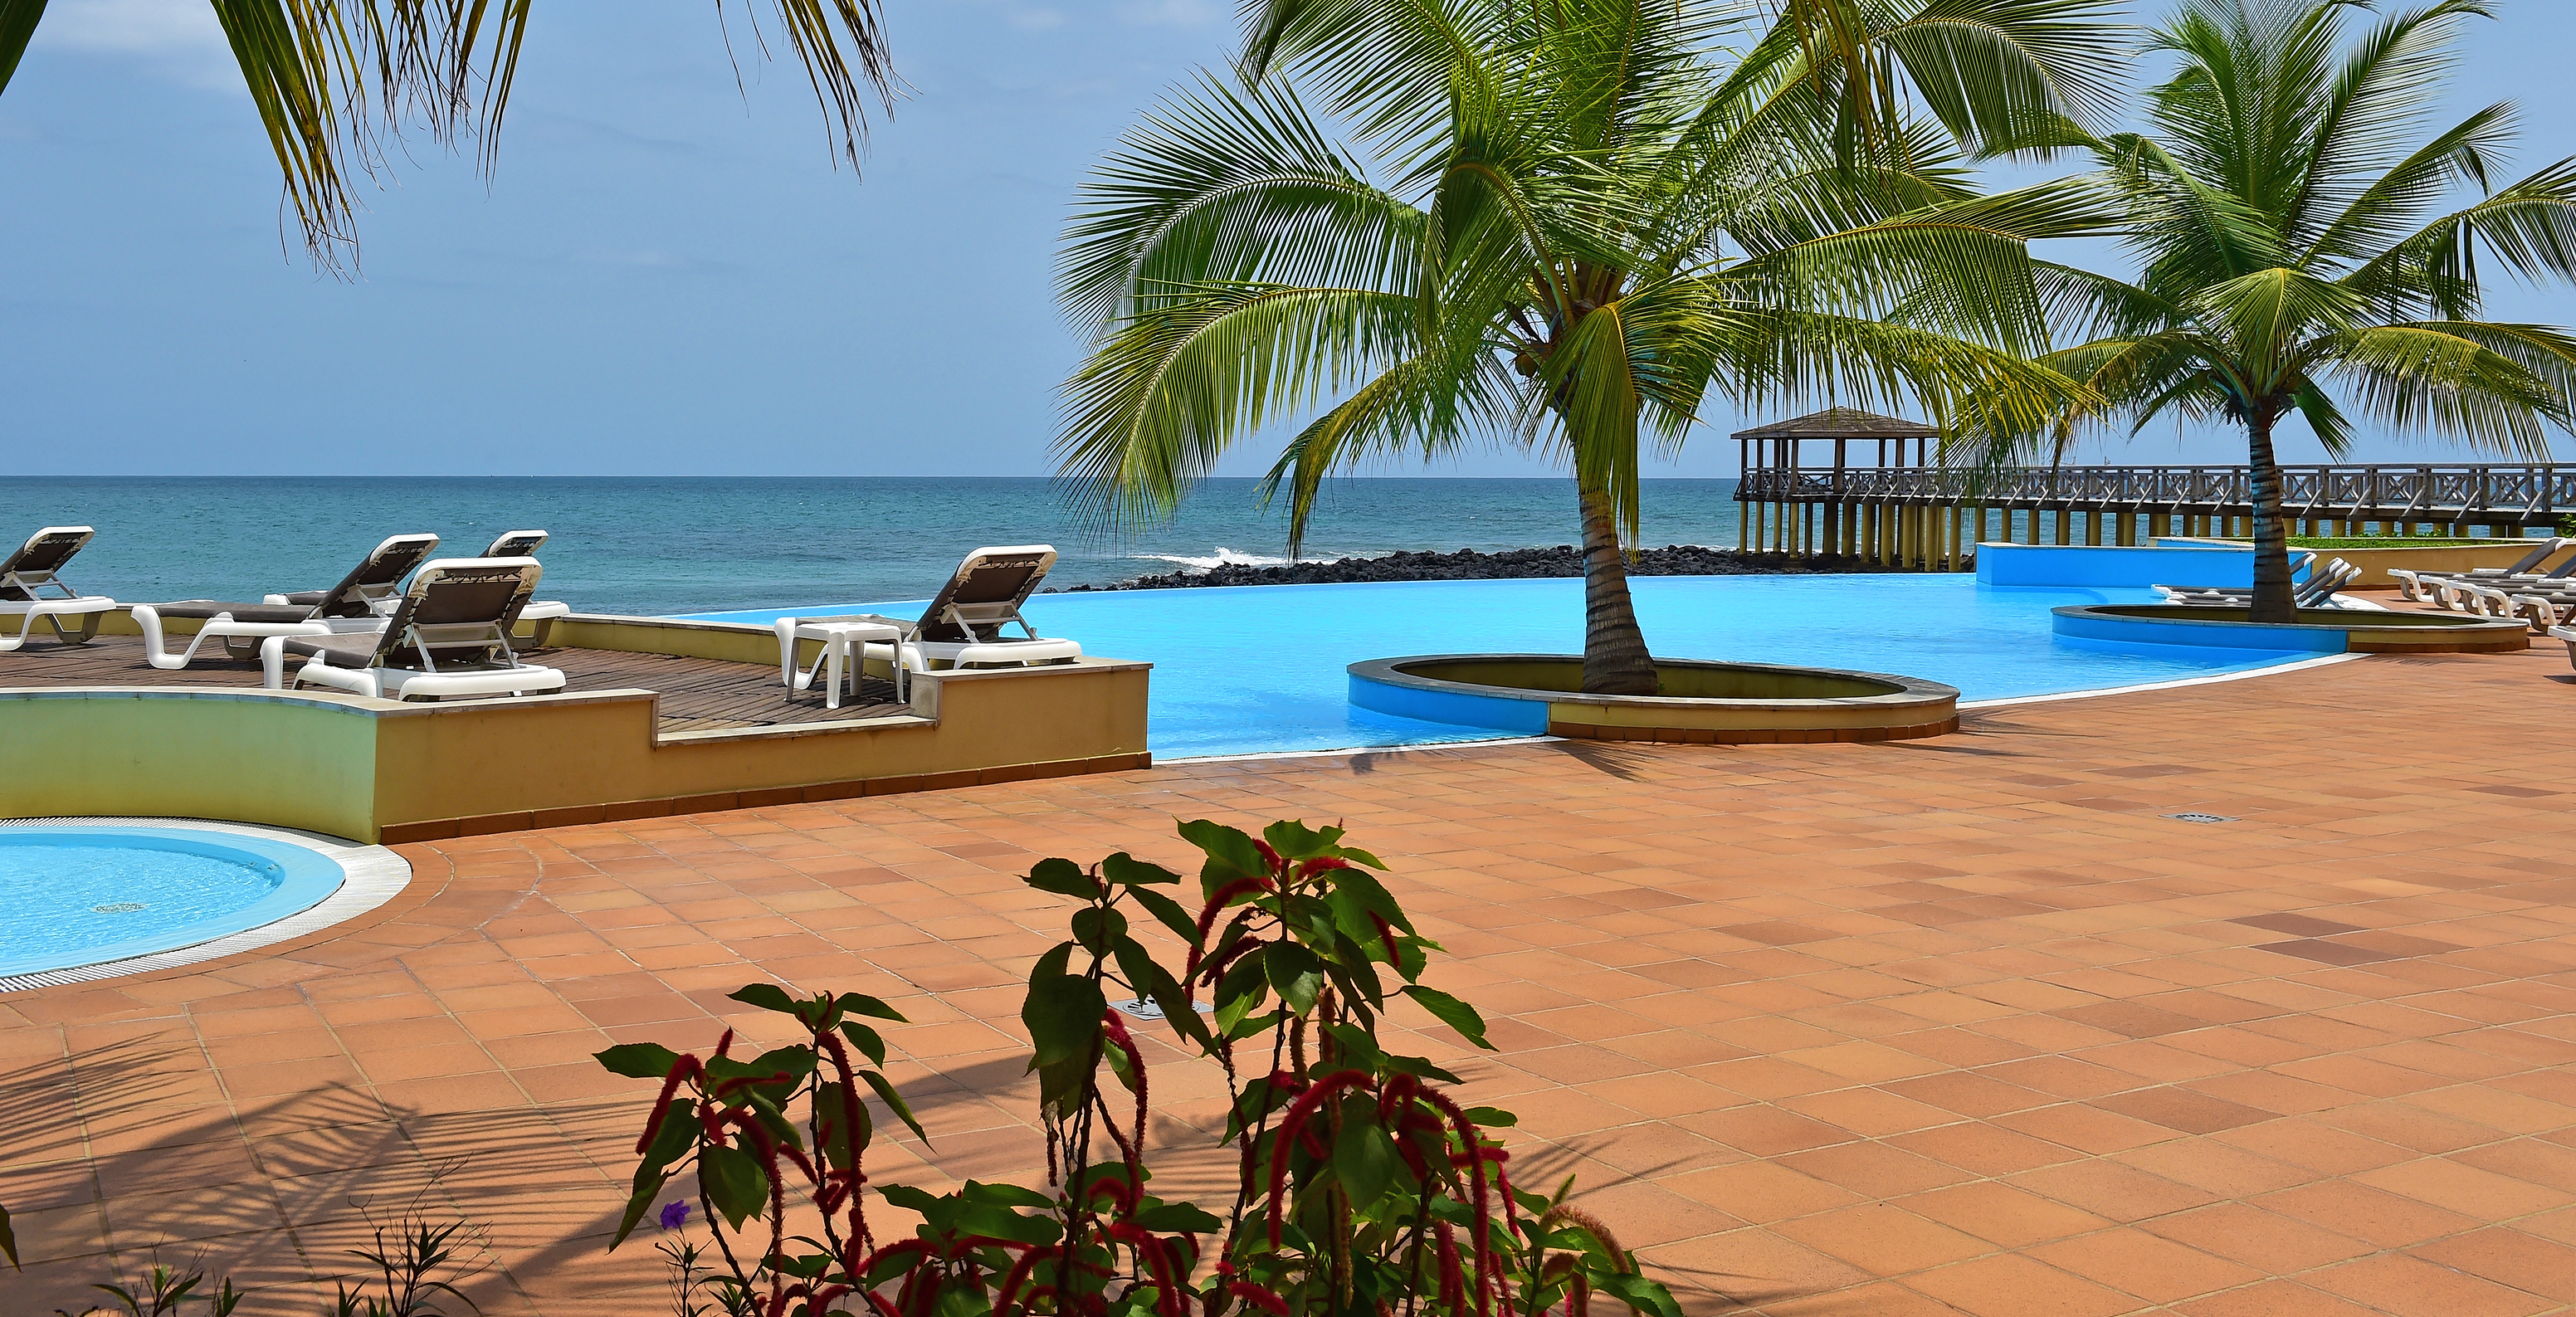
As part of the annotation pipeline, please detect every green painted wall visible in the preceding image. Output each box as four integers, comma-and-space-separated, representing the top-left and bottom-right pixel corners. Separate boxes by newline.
0, 691, 380, 839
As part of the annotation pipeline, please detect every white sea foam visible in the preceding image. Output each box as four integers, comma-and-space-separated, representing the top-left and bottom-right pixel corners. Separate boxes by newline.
1131, 547, 1343, 573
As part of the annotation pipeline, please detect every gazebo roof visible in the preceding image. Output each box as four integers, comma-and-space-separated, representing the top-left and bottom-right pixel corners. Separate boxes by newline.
1730, 407, 1939, 441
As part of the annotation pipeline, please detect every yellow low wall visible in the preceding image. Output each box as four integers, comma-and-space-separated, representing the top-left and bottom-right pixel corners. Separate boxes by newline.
0, 632, 1152, 842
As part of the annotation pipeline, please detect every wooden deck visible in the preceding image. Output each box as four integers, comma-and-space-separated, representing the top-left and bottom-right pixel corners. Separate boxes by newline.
0, 635, 909, 735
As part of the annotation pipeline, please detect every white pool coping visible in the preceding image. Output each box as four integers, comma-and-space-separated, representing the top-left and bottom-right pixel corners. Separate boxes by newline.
0, 817, 412, 994
1165, 647, 2365, 766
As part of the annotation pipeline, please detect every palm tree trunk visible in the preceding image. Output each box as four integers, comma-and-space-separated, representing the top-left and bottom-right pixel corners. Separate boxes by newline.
2246, 414, 2297, 624
1577, 480, 1657, 695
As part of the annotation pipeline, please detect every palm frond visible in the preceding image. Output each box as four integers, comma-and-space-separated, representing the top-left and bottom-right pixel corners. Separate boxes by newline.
1059, 73, 1422, 334
2, 1, 889, 270
2320, 323, 2570, 456
0, 0, 46, 95
1056, 281, 1423, 532
1879, 0, 2131, 157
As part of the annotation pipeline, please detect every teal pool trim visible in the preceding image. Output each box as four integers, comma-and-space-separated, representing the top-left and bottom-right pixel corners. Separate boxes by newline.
0, 827, 349, 978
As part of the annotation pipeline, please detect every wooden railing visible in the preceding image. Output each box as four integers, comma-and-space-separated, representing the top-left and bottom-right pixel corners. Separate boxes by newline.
1735, 463, 2576, 524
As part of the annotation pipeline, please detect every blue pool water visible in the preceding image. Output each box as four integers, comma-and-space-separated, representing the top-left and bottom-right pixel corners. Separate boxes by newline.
685, 574, 2306, 759
0, 828, 347, 978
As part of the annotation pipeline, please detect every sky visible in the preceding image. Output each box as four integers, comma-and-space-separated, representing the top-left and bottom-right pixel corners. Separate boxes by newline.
2, 0, 2574, 478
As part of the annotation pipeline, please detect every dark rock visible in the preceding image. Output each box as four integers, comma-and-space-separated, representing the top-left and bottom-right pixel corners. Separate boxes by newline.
1057, 545, 1903, 592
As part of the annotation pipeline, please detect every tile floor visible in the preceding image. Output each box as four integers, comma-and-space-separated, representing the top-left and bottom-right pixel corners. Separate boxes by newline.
5, 643, 2575, 1315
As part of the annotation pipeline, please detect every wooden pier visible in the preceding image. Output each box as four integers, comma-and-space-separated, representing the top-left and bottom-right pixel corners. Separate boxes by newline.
1733, 409, 2570, 570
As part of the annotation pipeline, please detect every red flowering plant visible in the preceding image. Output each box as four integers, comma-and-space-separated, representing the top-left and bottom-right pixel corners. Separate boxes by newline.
595, 819, 1679, 1317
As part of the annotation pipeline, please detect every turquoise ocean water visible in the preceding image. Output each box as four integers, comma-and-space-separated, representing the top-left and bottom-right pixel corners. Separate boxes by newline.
9, 476, 1745, 614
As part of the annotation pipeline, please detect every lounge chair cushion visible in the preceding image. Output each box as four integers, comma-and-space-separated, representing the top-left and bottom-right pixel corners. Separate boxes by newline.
152, 600, 327, 625
282, 633, 385, 669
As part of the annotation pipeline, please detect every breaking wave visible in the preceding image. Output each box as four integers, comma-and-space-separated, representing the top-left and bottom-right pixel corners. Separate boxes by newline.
1130, 547, 1342, 573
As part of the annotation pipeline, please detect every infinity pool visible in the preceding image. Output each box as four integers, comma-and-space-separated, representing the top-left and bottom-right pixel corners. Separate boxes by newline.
685, 574, 2307, 758
0, 827, 348, 978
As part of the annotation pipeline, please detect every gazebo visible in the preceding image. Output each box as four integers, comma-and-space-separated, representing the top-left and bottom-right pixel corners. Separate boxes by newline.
1731, 408, 1944, 563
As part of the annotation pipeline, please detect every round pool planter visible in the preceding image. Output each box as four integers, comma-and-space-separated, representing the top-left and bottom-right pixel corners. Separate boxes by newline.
2052, 605, 2528, 655
1349, 655, 1960, 744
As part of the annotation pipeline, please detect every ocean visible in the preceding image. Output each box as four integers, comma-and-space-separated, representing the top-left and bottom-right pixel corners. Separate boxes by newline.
12, 476, 1747, 616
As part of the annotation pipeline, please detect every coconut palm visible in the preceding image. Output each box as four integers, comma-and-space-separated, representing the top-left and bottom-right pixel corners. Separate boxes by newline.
0, 1, 892, 269
1055, 0, 2124, 695
2027, 0, 2576, 622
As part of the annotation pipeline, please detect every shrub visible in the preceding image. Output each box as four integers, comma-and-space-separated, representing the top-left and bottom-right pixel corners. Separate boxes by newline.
596, 818, 1678, 1317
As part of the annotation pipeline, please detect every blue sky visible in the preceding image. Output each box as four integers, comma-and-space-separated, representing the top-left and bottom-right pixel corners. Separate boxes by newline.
2, 0, 2573, 477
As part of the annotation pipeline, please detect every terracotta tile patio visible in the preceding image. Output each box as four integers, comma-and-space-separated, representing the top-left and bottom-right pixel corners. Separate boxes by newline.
7, 641, 2576, 1315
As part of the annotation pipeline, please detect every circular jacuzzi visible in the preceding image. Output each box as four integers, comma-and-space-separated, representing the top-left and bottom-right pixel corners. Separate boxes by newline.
0, 821, 411, 989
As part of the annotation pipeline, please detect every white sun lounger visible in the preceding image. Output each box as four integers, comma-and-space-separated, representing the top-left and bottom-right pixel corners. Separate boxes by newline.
2156, 559, 2359, 609
774, 545, 1081, 706
285, 557, 564, 701
131, 534, 440, 687
461, 530, 568, 645
2390, 537, 2570, 601
2424, 549, 2576, 612
0, 526, 120, 651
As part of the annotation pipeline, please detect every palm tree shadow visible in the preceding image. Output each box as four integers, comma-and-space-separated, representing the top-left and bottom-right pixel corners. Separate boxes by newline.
1542, 739, 1671, 781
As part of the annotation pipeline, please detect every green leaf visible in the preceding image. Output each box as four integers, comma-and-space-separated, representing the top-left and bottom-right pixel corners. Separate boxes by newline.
1589, 1267, 1684, 1317
1026, 856, 1100, 899
1261, 819, 1344, 861
1022, 972, 1108, 1111
1402, 985, 1492, 1049
1213, 949, 1271, 1033
878, 1183, 944, 1215
1461, 1106, 1518, 1129
957, 1201, 1063, 1246
1265, 941, 1325, 1015
637, 1105, 699, 1180
835, 992, 908, 1023
1102, 851, 1182, 885
937, 1279, 1003, 1317
1178, 818, 1270, 891
1330, 1114, 1401, 1210
1115, 939, 1213, 1051
861, 1068, 930, 1144
839, 1020, 889, 1068
817, 1081, 868, 1169
609, 1174, 667, 1250
700, 1144, 770, 1229
966, 1180, 1061, 1209
594, 1042, 684, 1080
1326, 866, 1412, 934
1379, 1052, 1462, 1085
1071, 905, 1129, 953
1132, 1200, 1225, 1233
1124, 884, 1200, 944
727, 982, 804, 1018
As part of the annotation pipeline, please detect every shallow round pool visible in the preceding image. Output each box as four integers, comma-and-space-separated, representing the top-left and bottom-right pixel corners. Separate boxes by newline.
0, 827, 349, 978
682, 574, 2312, 758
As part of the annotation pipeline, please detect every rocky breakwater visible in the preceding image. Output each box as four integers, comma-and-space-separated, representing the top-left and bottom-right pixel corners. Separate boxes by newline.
1062, 544, 1902, 591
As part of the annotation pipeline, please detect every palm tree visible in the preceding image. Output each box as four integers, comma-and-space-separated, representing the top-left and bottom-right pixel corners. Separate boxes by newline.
2028, 0, 2576, 623
1055, 0, 2122, 695
0, 1, 892, 269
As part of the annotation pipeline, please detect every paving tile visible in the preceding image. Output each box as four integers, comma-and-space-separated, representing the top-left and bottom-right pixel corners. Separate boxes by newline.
9, 646, 2576, 1315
